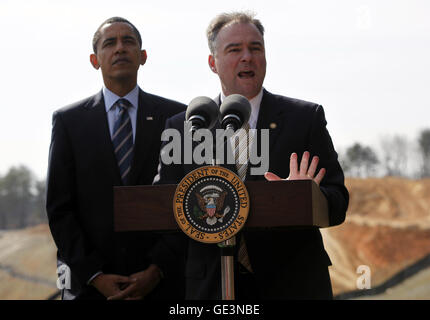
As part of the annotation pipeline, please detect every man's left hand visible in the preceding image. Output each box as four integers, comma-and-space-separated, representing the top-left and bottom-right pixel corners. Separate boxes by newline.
107, 264, 162, 300
264, 151, 326, 186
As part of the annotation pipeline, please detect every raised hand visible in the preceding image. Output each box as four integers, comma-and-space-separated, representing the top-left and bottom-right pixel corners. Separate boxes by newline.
264, 151, 326, 186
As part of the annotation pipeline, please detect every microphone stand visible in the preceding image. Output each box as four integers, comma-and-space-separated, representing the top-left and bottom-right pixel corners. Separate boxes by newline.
212, 124, 236, 301
191, 113, 242, 300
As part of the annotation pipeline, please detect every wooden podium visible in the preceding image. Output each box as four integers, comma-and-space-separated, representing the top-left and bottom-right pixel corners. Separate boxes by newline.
113, 179, 329, 299
114, 180, 329, 233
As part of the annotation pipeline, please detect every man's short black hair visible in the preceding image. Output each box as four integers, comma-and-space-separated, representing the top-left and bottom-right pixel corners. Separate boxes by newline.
92, 17, 142, 54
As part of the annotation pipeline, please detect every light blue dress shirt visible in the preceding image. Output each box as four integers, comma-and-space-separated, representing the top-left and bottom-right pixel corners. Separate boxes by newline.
103, 85, 139, 143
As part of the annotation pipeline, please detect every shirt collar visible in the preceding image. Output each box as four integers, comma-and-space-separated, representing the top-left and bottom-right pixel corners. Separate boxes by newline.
103, 85, 139, 112
220, 88, 264, 128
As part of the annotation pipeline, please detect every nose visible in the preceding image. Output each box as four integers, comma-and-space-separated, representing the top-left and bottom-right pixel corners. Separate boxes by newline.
114, 40, 126, 53
240, 48, 252, 62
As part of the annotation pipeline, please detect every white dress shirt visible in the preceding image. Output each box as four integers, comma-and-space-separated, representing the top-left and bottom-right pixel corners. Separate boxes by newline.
220, 88, 264, 129
220, 88, 264, 170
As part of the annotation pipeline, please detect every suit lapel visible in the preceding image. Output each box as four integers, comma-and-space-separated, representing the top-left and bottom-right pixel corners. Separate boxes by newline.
247, 89, 284, 180
256, 90, 284, 152
127, 89, 158, 185
84, 90, 122, 185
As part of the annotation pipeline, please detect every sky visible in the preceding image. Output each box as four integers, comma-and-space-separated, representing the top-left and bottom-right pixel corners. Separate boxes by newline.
0, 0, 429, 179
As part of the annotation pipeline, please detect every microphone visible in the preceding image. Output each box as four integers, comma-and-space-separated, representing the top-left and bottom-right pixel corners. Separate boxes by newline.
186, 96, 219, 132
219, 94, 251, 131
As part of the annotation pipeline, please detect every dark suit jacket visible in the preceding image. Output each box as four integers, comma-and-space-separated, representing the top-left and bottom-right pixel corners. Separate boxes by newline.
154, 89, 349, 299
46, 88, 186, 299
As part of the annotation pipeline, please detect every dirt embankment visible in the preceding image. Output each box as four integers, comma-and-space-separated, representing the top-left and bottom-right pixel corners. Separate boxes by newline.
1, 177, 430, 299
0, 224, 58, 300
322, 177, 430, 297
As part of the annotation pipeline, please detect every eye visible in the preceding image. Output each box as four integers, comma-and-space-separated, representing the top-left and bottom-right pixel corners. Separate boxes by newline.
123, 37, 137, 45
102, 40, 114, 48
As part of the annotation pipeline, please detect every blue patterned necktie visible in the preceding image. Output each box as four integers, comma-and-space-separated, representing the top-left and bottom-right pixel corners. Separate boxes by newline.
112, 98, 134, 185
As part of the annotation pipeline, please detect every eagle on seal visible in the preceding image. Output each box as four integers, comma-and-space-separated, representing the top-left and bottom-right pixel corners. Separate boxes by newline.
196, 190, 228, 226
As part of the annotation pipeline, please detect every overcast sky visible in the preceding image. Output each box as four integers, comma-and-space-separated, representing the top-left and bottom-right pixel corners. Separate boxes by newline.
1, 0, 429, 178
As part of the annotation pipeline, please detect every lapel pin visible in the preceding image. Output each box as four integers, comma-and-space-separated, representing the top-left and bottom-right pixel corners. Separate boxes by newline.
146, 116, 153, 120
270, 122, 277, 129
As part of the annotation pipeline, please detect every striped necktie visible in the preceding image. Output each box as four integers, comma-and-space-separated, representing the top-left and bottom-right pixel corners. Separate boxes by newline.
112, 98, 134, 185
233, 122, 253, 273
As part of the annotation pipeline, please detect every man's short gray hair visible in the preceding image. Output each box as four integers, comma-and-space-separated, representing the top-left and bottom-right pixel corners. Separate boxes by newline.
206, 11, 265, 54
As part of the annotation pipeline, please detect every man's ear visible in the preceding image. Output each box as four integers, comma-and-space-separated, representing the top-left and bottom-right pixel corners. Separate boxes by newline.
208, 55, 217, 74
140, 50, 147, 66
90, 54, 100, 70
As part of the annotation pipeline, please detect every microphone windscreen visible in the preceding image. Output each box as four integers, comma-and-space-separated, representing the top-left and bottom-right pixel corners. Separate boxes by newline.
219, 94, 251, 125
186, 96, 219, 129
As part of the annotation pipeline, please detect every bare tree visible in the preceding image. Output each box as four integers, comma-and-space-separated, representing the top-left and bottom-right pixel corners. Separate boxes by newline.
380, 135, 408, 177
418, 129, 430, 177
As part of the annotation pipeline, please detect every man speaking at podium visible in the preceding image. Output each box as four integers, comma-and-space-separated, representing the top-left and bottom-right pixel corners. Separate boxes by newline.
46, 17, 185, 299
154, 12, 349, 299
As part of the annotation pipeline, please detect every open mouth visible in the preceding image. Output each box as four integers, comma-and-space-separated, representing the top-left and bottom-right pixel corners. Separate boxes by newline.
238, 71, 255, 79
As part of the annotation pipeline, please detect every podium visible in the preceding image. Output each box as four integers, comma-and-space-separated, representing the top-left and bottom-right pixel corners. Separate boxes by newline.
113, 179, 329, 299
114, 180, 329, 233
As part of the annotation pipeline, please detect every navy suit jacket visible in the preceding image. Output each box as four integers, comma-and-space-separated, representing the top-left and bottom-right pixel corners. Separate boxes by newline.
154, 89, 349, 299
46, 89, 186, 299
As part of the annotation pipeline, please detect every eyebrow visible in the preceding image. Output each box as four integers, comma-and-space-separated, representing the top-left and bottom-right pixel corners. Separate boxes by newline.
102, 35, 137, 46
102, 37, 116, 45
224, 41, 264, 51
223, 43, 240, 52
122, 35, 137, 42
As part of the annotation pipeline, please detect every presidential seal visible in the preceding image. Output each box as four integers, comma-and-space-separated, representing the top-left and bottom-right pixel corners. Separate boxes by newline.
173, 166, 250, 243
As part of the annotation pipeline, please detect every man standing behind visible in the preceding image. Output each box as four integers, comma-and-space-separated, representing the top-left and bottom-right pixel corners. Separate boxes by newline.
46, 17, 185, 300
154, 12, 349, 299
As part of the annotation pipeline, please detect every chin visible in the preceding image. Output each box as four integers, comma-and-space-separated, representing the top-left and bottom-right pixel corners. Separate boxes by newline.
112, 70, 137, 80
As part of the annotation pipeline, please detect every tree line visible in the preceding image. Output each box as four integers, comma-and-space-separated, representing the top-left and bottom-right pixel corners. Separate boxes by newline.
0, 128, 429, 230
339, 128, 430, 178
0, 165, 46, 230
